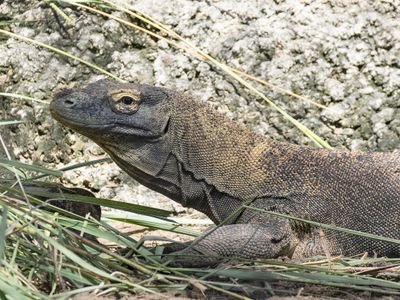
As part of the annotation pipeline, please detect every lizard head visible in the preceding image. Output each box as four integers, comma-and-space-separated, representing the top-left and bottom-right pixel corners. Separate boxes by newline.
51, 79, 182, 197
50, 79, 172, 143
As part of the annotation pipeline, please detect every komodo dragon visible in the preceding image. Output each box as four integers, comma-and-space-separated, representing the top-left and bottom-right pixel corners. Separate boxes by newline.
50, 79, 400, 266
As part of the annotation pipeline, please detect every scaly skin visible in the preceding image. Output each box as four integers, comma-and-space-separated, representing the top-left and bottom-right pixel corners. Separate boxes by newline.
50, 79, 400, 266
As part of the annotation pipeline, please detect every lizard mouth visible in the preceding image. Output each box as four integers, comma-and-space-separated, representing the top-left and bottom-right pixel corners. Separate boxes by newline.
50, 86, 170, 140
50, 103, 114, 131
50, 101, 169, 140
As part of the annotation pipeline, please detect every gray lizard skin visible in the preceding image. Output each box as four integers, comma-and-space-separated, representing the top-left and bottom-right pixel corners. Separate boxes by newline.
50, 79, 400, 266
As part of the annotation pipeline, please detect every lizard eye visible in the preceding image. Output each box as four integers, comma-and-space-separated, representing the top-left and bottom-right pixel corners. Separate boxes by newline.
121, 96, 134, 105
109, 90, 141, 114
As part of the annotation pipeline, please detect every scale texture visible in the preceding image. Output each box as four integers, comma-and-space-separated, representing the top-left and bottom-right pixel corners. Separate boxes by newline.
50, 79, 400, 266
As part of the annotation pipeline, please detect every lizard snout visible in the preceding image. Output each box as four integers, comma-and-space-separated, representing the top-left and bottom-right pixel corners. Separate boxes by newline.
51, 90, 91, 116
50, 89, 96, 129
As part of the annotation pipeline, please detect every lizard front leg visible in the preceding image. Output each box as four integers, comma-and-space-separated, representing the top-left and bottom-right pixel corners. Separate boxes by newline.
163, 219, 294, 267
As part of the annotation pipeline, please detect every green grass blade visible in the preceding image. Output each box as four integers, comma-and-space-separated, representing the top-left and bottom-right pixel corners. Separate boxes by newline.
5, 187, 171, 218
0, 278, 33, 300
0, 159, 62, 177
0, 206, 8, 263
0, 164, 27, 178
28, 157, 112, 181
0, 120, 23, 126
57, 157, 112, 171
57, 216, 153, 256
104, 212, 200, 237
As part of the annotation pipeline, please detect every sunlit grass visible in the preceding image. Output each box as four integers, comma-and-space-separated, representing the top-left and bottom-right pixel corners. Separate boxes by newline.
1, 150, 400, 298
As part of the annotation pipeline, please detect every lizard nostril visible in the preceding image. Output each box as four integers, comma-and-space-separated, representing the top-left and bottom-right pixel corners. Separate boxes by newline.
64, 99, 75, 108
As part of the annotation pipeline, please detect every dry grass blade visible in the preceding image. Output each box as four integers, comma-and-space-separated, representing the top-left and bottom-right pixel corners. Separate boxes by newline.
226, 68, 328, 109
111, 0, 332, 149
0, 29, 122, 82
43, 0, 75, 25
62, 0, 332, 149
0, 0, 330, 148
0, 92, 48, 104
105, 0, 327, 110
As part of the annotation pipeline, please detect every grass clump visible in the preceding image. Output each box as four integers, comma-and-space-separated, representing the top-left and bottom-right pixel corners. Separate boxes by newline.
0, 154, 400, 298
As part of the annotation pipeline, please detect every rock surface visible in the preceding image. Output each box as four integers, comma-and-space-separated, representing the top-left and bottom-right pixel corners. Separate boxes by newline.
1, 0, 399, 213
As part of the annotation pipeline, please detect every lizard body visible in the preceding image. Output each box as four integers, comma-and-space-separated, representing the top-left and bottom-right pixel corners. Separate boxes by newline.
50, 79, 400, 266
